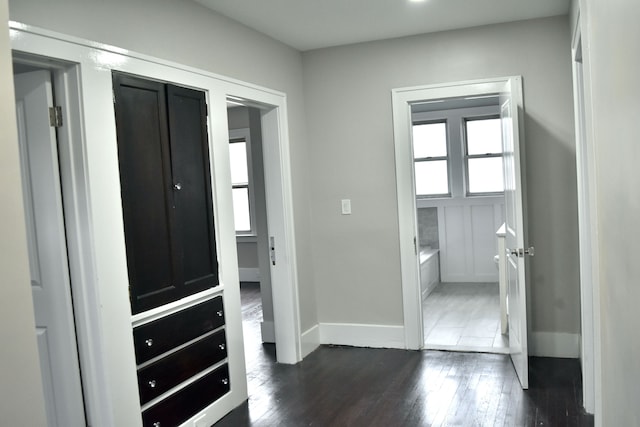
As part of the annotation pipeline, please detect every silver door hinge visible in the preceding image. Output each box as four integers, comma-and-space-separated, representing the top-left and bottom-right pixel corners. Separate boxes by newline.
49, 106, 63, 128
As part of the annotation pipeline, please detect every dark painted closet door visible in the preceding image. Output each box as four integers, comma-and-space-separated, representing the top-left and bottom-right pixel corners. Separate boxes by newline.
167, 85, 218, 296
113, 74, 180, 313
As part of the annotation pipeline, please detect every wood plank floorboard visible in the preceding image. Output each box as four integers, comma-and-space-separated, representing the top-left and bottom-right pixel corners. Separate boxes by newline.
215, 283, 594, 427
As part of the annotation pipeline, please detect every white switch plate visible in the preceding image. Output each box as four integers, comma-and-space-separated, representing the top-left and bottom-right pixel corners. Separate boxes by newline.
341, 199, 351, 215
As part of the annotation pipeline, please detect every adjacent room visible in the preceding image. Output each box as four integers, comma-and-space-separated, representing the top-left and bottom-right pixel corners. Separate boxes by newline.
411, 96, 508, 353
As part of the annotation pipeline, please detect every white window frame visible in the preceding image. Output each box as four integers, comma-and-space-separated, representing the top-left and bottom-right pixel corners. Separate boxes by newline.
412, 119, 451, 198
229, 127, 257, 237
463, 114, 504, 196
412, 105, 501, 201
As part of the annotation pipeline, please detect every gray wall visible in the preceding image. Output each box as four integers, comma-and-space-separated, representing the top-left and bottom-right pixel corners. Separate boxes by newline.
303, 16, 580, 334
0, 0, 47, 423
8, 0, 318, 333
574, 0, 640, 424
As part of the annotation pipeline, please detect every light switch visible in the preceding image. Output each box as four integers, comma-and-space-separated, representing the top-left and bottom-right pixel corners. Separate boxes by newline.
341, 199, 351, 215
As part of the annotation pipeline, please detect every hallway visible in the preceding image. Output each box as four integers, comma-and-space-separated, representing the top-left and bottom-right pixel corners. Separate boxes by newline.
213, 283, 593, 426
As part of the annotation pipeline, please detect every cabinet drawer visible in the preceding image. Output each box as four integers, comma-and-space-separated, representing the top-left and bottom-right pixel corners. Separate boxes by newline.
137, 329, 227, 404
133, 296, 224, 364
142, 364, 230, 427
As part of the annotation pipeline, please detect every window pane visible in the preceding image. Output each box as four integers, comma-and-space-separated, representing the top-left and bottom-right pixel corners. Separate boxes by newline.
468, 157, 504, 193
415, 160, 448, 195
229, 141, 248, 184
466, 118, 502, 155
232, 187, 251, 231
412, 122, 447, 158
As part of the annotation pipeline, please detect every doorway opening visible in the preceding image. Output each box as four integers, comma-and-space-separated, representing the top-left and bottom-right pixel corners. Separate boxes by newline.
226, 102, 278, 373
393, 77, 530, 389
410, 96, 509, 353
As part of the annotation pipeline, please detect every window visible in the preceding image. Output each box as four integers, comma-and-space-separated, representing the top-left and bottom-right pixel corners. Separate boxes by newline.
412, 121, 449, 196
229, 129, 254, 234
464, 117, 504, 194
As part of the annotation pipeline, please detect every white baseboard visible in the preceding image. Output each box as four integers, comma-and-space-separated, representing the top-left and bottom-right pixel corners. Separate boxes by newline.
238, 267, 260, 282
260, 321, 275, 343
301, 325, 320, 358
440, 274, 499, 283
529, 332, 580, 358
319, 323, 405, 349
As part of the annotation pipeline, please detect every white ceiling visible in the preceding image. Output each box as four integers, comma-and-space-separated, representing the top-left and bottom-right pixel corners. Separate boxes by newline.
195, 0, 571, 51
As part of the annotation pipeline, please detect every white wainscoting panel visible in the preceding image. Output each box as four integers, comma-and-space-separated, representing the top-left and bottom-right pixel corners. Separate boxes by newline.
434, 198, 504, 283
472, 204, 500, 278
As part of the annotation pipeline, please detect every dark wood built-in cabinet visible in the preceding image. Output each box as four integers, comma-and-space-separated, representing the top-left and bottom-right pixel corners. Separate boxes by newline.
134, 297, 230, 426
113, 73, 229, 426
113, 72, 218, 314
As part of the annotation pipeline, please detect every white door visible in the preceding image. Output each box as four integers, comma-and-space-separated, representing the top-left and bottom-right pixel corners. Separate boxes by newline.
500, 77, 531, 389
14, 70, 86, 426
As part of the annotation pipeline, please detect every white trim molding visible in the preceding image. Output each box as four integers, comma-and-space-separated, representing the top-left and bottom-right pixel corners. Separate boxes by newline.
301, 325, 320, 358
238, 268, 260, 282
260, 321, 275, 343
529, 332, 581, 358
319, 323, 405, 349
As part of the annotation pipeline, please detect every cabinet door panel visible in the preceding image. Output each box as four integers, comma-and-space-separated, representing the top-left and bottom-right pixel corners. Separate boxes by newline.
167, 85, 219, 296
113, 74, 180, 313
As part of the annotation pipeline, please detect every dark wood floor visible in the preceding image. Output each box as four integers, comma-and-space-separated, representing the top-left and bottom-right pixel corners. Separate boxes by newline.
215, 283, 593, 426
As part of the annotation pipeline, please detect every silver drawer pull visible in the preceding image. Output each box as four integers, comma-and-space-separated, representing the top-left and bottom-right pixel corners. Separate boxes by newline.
153, 422, 161, 427
219, 343, 226, 350
221, 378, 229, 385
145, 339, 153, 347
148, 380, 156, 388
216, 310, 223, 317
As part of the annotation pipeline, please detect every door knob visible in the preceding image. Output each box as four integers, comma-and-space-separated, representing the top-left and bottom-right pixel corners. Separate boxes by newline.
173, 183, 182, 191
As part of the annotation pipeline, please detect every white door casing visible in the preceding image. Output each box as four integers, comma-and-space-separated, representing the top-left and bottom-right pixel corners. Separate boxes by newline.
500, 77, 530, 389
392, 77, 530, 389
571, 15, 600, 415
14, 70, 86, 426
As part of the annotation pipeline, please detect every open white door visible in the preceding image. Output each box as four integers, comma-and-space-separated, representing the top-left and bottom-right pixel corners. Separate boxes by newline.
15, 70, 86, 426
500, 77, 531, 389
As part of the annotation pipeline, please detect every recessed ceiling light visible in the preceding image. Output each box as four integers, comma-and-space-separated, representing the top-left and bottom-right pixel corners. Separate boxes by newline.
409, 0, 427, 3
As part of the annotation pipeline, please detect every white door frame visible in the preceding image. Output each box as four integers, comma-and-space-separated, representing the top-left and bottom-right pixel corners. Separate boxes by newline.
11, 22, 302, 426
392, 77, 527, 351
571, 13, 602, 418
12, 52, 115, 425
